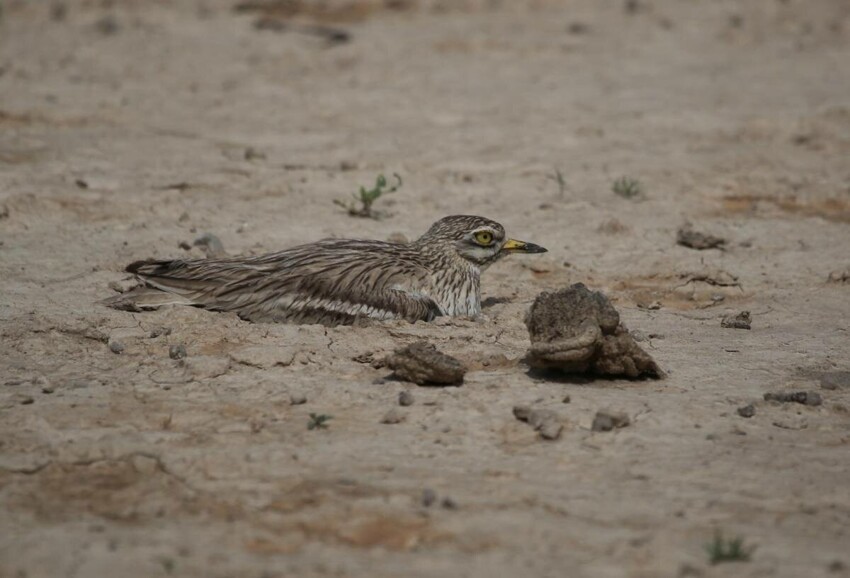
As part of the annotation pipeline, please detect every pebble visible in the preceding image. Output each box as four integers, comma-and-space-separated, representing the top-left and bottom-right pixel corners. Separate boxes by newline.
289, 393, 307, 406
513, 406, 564, 440
721, 311, 752, 330
591, 410, 630, 432
764, 391, 822, 406
149, 327, 172, 338
737, 404, 756, 418
13, 394, 34, 405
398, 390, 415, 406
108, 340, 125, 354
421, 488, 437, 507
169, 344, 187, 360
562, 394, 571, 404
381, 408, 406, 424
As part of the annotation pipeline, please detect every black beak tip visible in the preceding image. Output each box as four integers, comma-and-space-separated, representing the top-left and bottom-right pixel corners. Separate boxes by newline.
527, 242, 547, 254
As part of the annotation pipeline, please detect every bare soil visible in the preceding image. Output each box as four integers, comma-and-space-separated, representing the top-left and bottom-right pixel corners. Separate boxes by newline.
2, 1, 850, 577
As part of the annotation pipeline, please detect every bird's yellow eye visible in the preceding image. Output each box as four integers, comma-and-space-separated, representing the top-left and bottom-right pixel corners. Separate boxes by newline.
474, 231, 494, 245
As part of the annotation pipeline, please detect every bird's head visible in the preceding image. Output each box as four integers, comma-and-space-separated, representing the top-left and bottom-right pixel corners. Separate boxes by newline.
416, 215, 547, 268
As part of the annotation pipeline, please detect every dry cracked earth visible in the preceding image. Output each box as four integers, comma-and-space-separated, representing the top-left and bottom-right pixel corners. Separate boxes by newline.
1, 1, 850, 577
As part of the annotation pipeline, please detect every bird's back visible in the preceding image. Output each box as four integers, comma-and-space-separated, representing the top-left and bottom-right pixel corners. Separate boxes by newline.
120, 239, 442, 325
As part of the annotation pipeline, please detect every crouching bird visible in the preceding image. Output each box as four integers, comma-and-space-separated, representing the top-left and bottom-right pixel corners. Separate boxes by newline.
103, 215, 547, 326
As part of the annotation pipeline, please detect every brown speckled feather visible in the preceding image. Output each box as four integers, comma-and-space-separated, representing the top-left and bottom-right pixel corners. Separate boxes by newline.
104, 215, 546, 326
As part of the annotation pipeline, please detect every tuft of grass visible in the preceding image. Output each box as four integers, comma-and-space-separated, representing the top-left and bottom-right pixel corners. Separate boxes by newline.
334, 173, 402, 219
548, 168, 567, 197
612, 176, 643, 199
705, 531, 755, 565
307, 413, 333, 430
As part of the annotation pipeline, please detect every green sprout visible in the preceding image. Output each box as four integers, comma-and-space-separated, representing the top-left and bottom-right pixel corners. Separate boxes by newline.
612, 176, 643, 199
334, 173, 402, 218
704, 531, 755, 565
548, 168, 567, 197
307, 413, 333, 430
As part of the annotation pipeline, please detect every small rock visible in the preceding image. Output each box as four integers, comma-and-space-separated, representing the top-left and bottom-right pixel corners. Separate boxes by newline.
381, 408, 406, 424
108, 340, 125, 354
676, 224, 726, 250
764, 391, 822, 406
74, 178, 89, 189
721, 311, 752, 330
41, 386, 55, 394
737, 404, 756, 418
107, 278, 137, 293
567, 21, 589, 34
525, 284, 663, 379
13, 394, 34, 405
178, 240, 192, 251
513, 406, 564, 440
772, 416, 808, 430
827, 269, 849, 284
149, 326, 172, 338
169, 344, 187, 360
94, 15, 119, 35
562, 394, 571, 404
538, 419, 563, 440
193, 233, 226, 257
385, 341, 466, 386
421, 488, 437, 507
591, 410, 630, 432
398, 390, 415, 406
441, 497, 458, 510
244, 147, 266, 161
289, 393, 307, 406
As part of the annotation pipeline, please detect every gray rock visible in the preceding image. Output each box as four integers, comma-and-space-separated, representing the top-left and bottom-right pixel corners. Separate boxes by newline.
764, 391, 822, 406
737, 404, 756, 418
421, 488, 437, 507
591, 410, 630, 432
525, 284, 662, 379
381, 408, 406, 424
385, 341, 465, 386
108, 340, 125, 354
289, 393, 307, 406
398, 390, 415, 406
721, 311, 752, 330
169, 344, 187, 360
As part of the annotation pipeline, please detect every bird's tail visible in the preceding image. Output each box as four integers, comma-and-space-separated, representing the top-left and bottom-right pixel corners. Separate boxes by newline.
100, 285, 196, 312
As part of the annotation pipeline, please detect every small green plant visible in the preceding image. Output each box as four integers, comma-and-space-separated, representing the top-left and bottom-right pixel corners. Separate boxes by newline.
548, 168, 567, 197
705, 531, 755, 565
334, 173, 402, 218
612, 176, 643, 199
307, 413, 333, 430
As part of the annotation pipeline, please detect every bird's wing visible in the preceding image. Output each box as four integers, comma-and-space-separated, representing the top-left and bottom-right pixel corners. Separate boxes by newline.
126, 240, 441, 324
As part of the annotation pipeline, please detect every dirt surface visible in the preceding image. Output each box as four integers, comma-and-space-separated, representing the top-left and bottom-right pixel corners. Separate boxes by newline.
2, 1, 850, 577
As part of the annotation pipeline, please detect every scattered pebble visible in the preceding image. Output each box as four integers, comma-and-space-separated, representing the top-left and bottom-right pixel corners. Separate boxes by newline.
398, 390, 415, 406
11, 394, 34, 405
41, 386, 55, 394
289, 393, 307, 405
193, 233, 226, 257
94, 15, 119, 36
676, 224, 726, 250
567, 21, 589, 34
108, 340, 125, 354
764, 391, 822, 406
74, 178, 89, 189
513, 406, 564, 440
178, 241, 192, 251
169, 344, 187, 360
421, 488, 437, 507
381, 408, 406, 424
721, 311, 752, 330
562, 394, 571, 404
827, 269, 849, 284
441, 497, 458, 510
149, 327, 172, 338
244, 146, 266, 161
737, 404, 756, 418
591, 410, 630, 432
385, 341, 466, 386
772, 416, 808, 430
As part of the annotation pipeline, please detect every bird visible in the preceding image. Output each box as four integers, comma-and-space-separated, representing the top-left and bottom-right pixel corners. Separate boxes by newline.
103, 215, 547, 326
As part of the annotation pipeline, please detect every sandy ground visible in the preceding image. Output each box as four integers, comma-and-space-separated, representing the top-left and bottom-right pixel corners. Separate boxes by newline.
2, 0, 850, 576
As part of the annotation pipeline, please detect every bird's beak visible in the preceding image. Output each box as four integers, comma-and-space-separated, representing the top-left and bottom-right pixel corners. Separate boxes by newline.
501, 238, 548, 254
